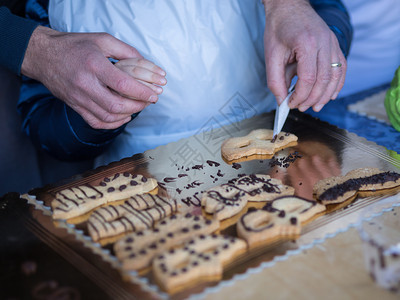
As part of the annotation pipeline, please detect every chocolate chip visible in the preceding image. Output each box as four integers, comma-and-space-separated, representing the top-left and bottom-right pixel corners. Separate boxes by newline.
107, 187, 115, 193
193, 224, 201, 230
130, 180, 138, 186
278, 210, 286, 218
290, 217, 298, 225
125, 246, 132, 251
119, 185, 127, 191
160, 220, 167, 225
149, 243, 157, 249
123, 172, 130, 177
104, 177, 110, 182
141, 176, 148, 182
100, 182, 106, 187
182, 228, 189, 233
159, 238, 166, 244
129, 253, 136, 258
169, 249, 175, 254
171, 272, 177, 276
185, 213, 192, 218
213, 250, 219, 255
137, 231, 144, 236
167, 232, 174, 238
139, 250, 147, 255
153, 228, 160, 233
192, 261, 199, 266
182, 267, 188, 273
194, 216, 200, 221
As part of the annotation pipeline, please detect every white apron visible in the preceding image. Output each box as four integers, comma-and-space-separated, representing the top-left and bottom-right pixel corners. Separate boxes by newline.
340, 0, 400, 96
49, 0, 275, 165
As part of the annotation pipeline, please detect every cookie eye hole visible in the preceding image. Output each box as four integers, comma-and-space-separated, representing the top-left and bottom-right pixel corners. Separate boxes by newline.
251, 214, 274, 231
238, 141, 250, 148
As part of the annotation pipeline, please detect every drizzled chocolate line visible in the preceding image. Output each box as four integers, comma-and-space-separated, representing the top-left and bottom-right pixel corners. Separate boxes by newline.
239, 210, 275, 232
229, 174, 281, 195
319, 172, 400, 201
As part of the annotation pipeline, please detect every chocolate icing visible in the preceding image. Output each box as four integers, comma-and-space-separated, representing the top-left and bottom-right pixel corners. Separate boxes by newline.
319, 172, 400, 201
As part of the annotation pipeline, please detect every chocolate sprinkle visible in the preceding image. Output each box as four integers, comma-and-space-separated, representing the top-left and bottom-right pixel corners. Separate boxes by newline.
319, 172, 400, 201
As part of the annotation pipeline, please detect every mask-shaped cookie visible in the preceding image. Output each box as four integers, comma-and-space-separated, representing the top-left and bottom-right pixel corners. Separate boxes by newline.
221, 129, 298, 161
87, 194, 179, 242
152, 234, 246, 293
263, 195, 325, 224
313, 167, 400, 205
52, 173, 158, 220
237, 208, 300, 247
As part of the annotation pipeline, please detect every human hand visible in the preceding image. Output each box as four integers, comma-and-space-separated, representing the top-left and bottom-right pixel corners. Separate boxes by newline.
262, 0, 346, 112
270, 141, 341, 199
21, 26, 166, 129
115, 58, 167, 96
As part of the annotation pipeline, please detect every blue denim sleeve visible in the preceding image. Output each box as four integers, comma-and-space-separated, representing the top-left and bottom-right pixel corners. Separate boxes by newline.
18, 76, 137, 161
0, 7, 38, 75
310, 0, 353, 57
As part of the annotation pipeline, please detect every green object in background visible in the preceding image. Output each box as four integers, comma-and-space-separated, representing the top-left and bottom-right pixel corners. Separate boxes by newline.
385, 66, 400, 132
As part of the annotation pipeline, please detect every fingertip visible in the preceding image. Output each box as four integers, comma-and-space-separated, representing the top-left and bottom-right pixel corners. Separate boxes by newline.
148, 95, 158, 103
298, 105, 309, 112
313, 104, 323, 112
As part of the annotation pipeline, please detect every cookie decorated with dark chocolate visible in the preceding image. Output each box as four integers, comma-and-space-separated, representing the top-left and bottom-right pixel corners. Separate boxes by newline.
202, 174, 294, 220
114, 212, 219, 270
52, 172, 158, 220
87, 195, 179, 242
313, 167, 400, 205
152, 234, 246, 293
237, 207, 300, 247
221, 129, 298, 161
263, 195, 325, 224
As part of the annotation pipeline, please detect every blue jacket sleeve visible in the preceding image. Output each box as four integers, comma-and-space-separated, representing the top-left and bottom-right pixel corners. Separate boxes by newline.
310, 0, 353, 57
0, 6, 39, 75
17, 0, 136, 161
18, 76, 138, 161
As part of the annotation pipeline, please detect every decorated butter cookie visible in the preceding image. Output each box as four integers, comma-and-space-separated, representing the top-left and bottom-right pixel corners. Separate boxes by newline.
237, 196, 324, 247
313, 167, 400, 205
263, 195, 325, 225
152, 234, 246, 293
87, 195, 179, 242
237, 208, 300, 247
52, 173, 158, 220
114, 213, 219, 270
202, 174, 294, 220
221, 129, 298, 161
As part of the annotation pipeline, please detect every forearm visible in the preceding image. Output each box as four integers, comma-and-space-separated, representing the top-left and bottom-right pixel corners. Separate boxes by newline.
310, 0, 353, 57
0, 7, 39, 75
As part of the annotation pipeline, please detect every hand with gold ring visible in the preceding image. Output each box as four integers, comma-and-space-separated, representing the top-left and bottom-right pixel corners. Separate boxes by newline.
262, 0, 347, 112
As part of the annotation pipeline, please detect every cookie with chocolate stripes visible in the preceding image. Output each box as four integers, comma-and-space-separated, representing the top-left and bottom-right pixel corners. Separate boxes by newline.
221, 129, 298, 161
313, 167, 400, 205
52, 172, 157, 220
153, 234, 246, 293
114, 213, 219, 270
202, 174, 294, 220
87, 195, 179, 242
